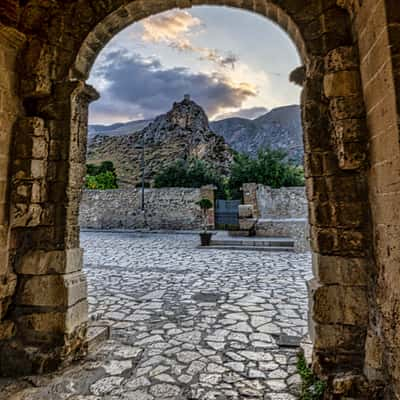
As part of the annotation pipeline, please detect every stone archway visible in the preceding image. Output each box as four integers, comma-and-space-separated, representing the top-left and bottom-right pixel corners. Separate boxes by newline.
1, 0, 400, 397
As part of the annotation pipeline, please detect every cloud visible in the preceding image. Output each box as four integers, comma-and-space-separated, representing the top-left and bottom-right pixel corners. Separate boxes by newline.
214, 107, 269, 120
89, 50, 257, 124
141, 10, 202, 43
138, 10, 238, 69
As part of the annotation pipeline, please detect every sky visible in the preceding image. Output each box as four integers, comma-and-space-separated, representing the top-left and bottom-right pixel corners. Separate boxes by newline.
88, 6, 302, 125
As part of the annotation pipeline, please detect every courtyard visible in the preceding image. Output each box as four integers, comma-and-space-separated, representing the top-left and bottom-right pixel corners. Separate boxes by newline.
1, 231, 311, 400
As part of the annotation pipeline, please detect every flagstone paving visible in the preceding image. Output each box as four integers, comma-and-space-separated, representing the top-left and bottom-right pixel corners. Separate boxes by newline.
1, 231, 312, 400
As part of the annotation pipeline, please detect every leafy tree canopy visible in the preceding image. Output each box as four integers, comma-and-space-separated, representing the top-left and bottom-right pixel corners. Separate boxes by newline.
228, 148, 304, 191
154, 158, 223, 190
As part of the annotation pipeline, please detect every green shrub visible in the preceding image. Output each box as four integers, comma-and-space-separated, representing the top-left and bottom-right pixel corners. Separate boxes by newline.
85, 161, 118, 189
297, 353, 326, 400
196, 198, 213, 232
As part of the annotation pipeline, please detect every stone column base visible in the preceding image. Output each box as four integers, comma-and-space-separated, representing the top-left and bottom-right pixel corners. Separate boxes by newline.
0, 321, 87, 376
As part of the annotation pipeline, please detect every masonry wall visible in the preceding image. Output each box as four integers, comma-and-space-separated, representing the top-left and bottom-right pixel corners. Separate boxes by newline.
0, 0, 399, 396
256, 185, 308, 219
353, 0, 400, 396
80, 188, 203, 230
0, 26, 24, 342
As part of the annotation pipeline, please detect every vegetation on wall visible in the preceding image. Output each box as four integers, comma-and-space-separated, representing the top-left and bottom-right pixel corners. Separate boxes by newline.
297, 353, 326, 400
86, 161, 118, 189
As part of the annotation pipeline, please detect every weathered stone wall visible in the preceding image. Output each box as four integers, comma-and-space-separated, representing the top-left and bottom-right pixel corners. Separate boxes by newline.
1, 0, 400, 397
352, 0, 400, 397
256, 185, 307, 219
242, 184, 309, 251
80, 188, 203, 230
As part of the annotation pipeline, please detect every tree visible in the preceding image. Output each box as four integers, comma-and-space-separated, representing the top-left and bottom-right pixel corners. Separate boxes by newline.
228, 147, 304, 192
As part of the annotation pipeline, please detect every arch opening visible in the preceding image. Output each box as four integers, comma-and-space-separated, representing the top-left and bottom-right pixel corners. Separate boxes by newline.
0, 1, 379, 398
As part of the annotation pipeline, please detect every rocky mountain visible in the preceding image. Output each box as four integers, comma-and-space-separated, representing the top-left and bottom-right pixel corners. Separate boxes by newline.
87, 96, 233, 187
210, 105, 303, 164
89, 104, 304, 165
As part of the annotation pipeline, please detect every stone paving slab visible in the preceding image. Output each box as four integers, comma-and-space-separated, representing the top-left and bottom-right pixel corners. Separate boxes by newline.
0, 231, 312, 400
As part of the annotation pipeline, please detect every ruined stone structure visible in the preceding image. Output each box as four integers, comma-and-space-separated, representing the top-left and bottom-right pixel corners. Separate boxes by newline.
0, 0, 399, 398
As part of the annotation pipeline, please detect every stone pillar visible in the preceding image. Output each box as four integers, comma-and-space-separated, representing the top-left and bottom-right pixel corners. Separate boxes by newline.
200, 185, 216, 230
241, 183, 260, 218
0, 25, 25, 350
1, 80, 99, 376
305, 48, 372, 385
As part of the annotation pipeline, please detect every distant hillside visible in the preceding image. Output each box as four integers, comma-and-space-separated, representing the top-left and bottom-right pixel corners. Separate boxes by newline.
210, 105, 303, 164
88, 119, 152, 137
87, 97, 233, 187
89, 104, 304, 165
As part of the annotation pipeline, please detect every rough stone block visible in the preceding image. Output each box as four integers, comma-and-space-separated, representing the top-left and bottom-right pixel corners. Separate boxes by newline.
312, 284, 368, 326
239, 205, 254, 218
336, 141, 366, 170
16, 248, 83, 275
239, 218, 257, 231
0, 224, 8, 246
324, 71, 361, 98
17, 299, 88, 335
325, 46, 358, 72
16, 117, 47, 138
0, 320, 15, 340
15, 135, 48, 160
332, 373, 369, 396
312, 253, 368, 286
0, 272, 17, 299
329, 95, 365, 120
311, 321, 366, 352
11, 203, 53, 227
0, 297, 11, 319
364, 330, 384, 381
13, 159, 47, 180
0, 250, 9, 275
334, 118, 367, 142
17, 271, 87, 308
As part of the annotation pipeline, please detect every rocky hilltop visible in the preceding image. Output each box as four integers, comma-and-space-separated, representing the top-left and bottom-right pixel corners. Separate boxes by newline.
89, 104, 304, 166
88, 96, 233, 187
210, 105, 303, 164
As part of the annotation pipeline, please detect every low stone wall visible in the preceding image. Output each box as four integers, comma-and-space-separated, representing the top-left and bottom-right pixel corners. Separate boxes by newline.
256, 186, 307, 219
242, 183, 307, 218
80, 188, 206, 230
242, 183, 309, 251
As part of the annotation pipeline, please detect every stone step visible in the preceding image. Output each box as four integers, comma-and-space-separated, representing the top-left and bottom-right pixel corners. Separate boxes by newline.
85, 324, 110, 352
211, 238, 295, 247
200, 244, 295, 252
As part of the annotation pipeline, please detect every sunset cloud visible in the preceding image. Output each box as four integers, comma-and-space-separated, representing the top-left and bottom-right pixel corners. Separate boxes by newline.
141, 10, 202, 43
89, 50, 257, 123
138, 10, 238, 69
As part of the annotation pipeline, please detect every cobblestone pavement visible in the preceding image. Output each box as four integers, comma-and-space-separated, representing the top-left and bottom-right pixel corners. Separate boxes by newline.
1, 231, 312, 400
